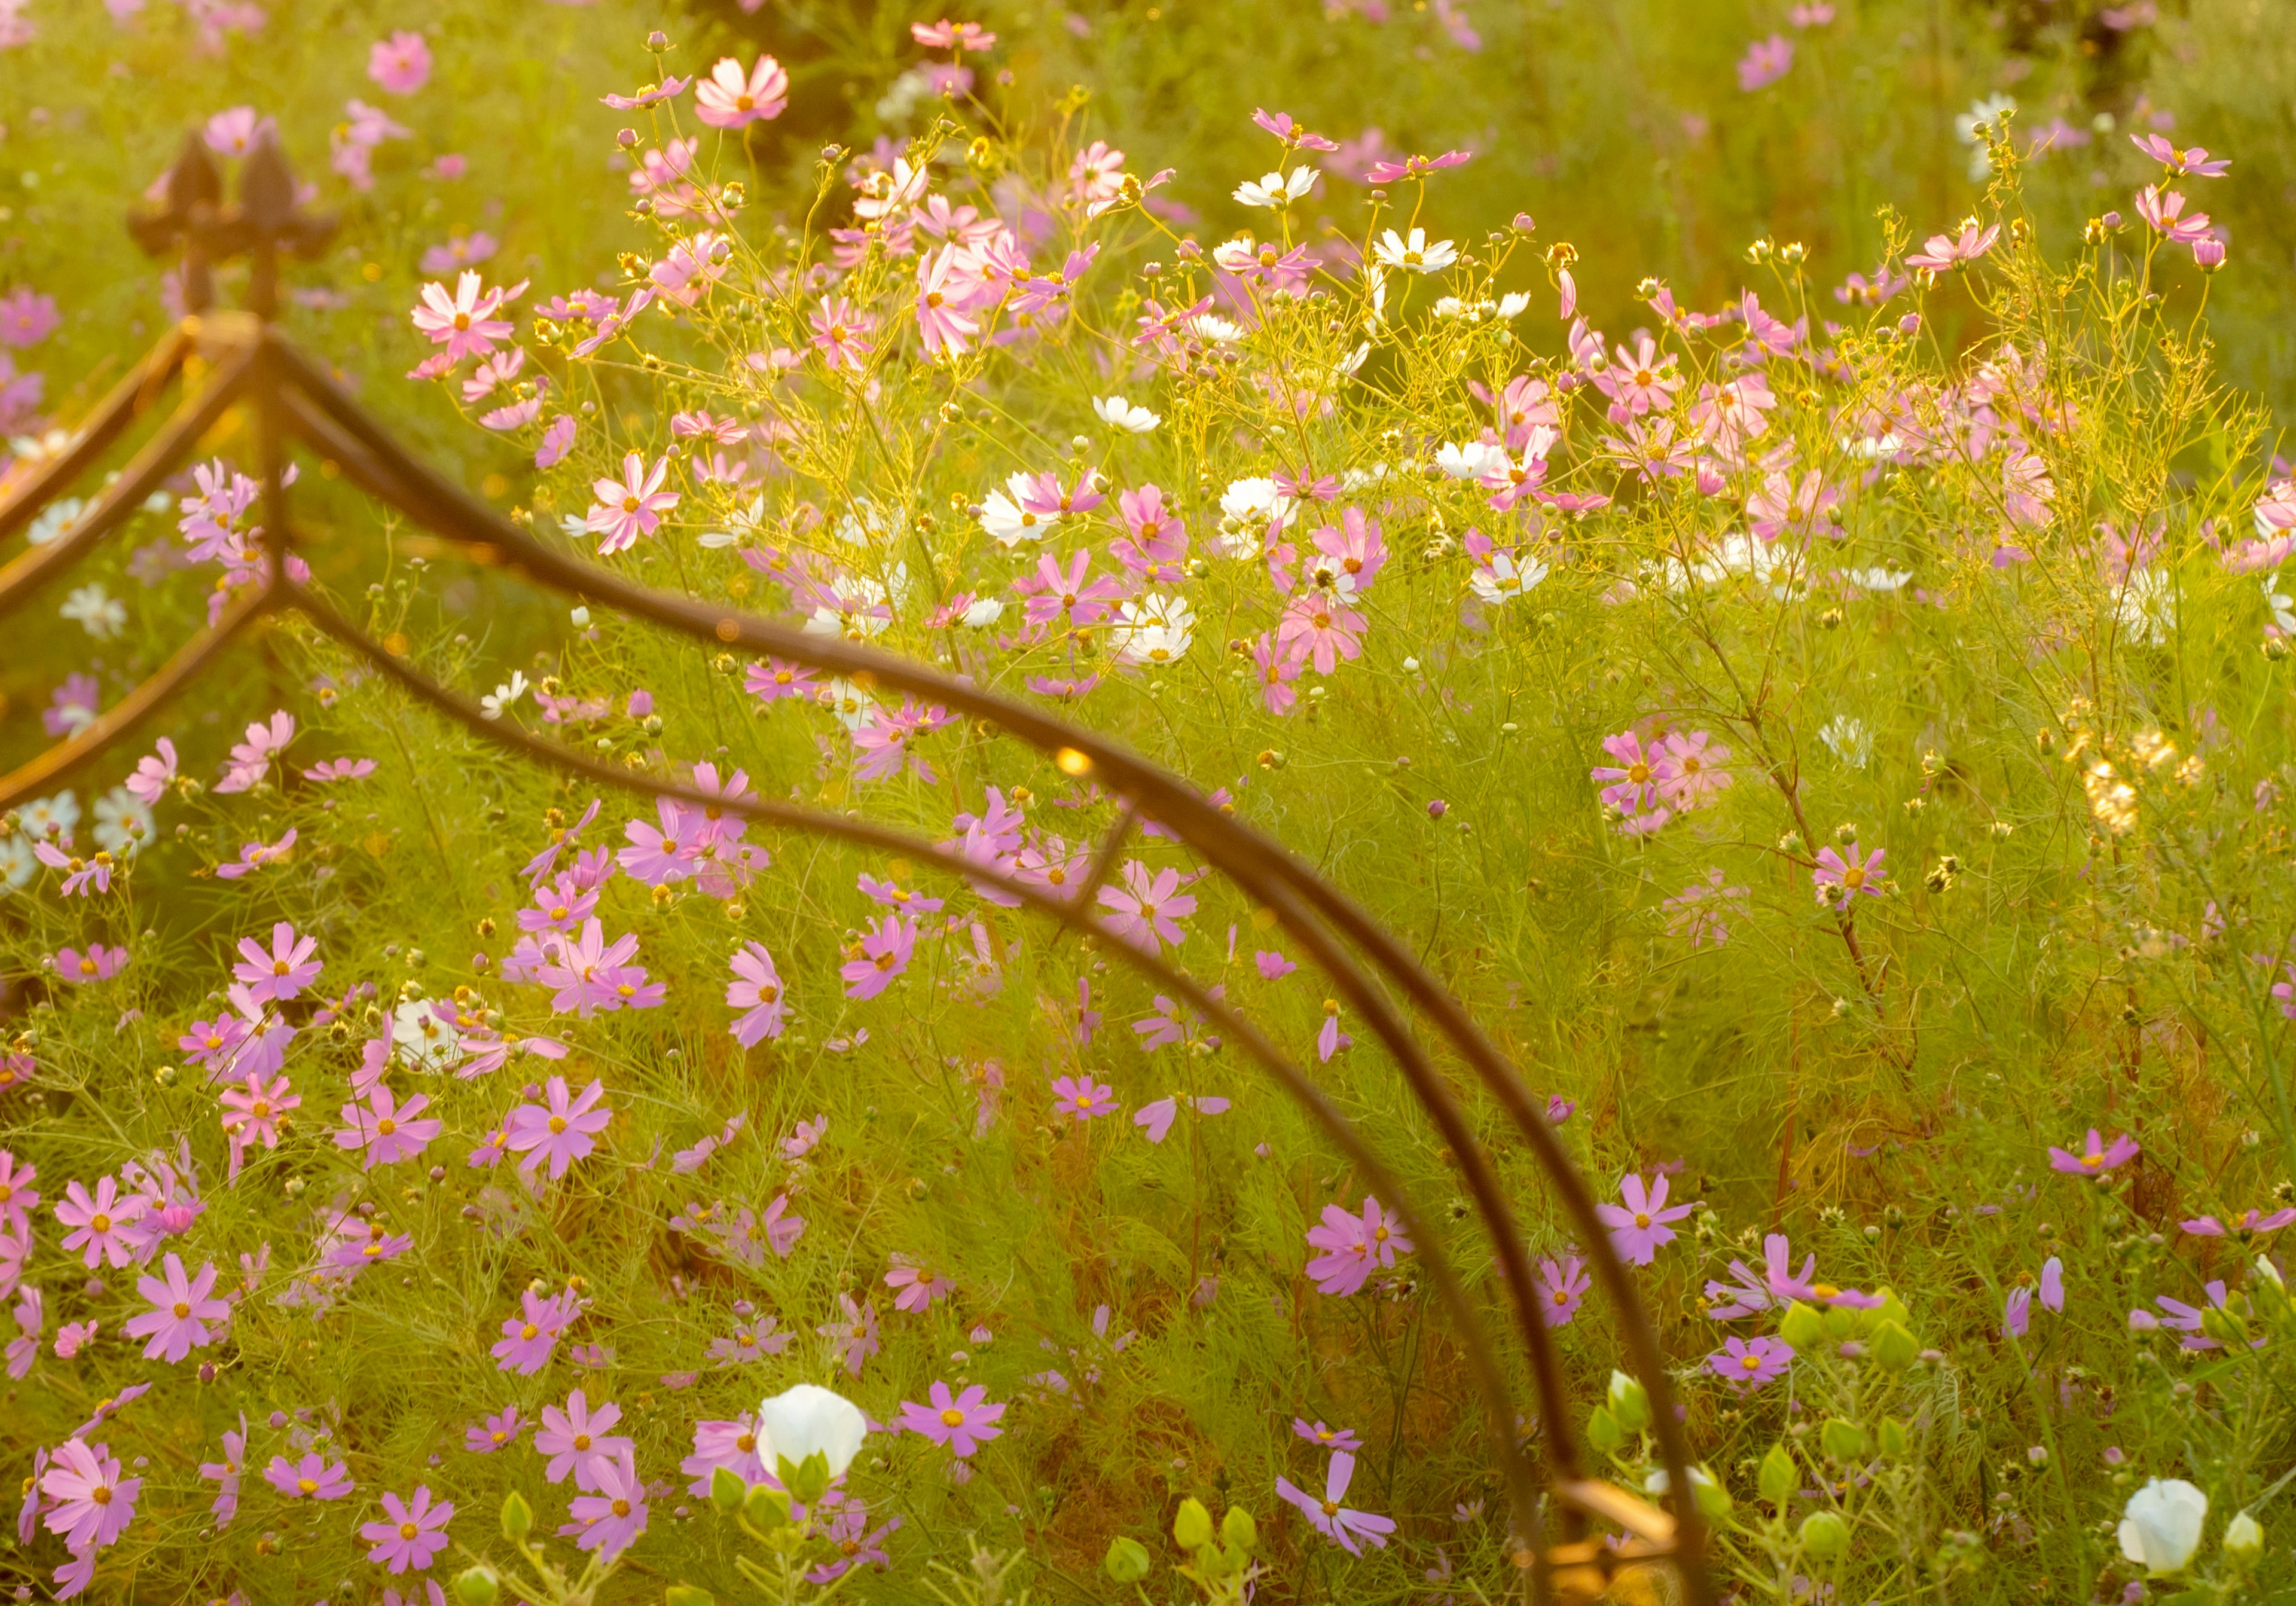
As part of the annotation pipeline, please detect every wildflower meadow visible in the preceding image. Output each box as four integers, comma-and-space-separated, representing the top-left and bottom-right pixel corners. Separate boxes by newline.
7, 1, 2296, 1602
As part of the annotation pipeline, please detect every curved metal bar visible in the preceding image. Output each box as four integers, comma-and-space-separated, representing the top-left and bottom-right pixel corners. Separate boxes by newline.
280, 578, 1568, 1564
276, 347, 1709, 1571
278, 362, 1594, 1497
0, 340, 255, 624
0, 582, 271, 811
0, 326, 188, 547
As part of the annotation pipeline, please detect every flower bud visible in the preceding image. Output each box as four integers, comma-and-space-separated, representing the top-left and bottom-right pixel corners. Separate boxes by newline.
1104, 1536, 1152, 1583
1819, 1419, 1868, 1462
1220, 1506, 1257, 1553
1759, 1443, 1799, 1506
1778, 1301, 1824, 1349
1173, 1497, 1216, 1550
1870, 1320, 1920, 1372
500, 1491, 532, 1541
2224, 1510, 2263, 1563
1607, 1371, 1651, 1434
665, 1589, 716, 1606
453, 1565, 500, 1606
709, 1465, 746, 1513
743, 1484, 791, 1532
1799, 1511, 1851, 1559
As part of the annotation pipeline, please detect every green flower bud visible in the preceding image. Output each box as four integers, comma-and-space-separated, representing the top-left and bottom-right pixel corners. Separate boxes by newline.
1759, 1444, 1799, 1506
1820, 1419, 1868, 1462
1877, 1417, 1909, 1458
1778, 1302, 1824, 1349
1607, 1370, 1651, 1434
709, 1466, 746, 1513
453, 1565, 500, 1606
500, 1491, 532, 1541
743, 1484, 791, 1532
1220, 1506, 1257, 1554
1870, 1320, 1920, 1372
1820, 1304, 1860, 1342
664, 1589, 716, 1606
1104, 1537, 1152, 1583
779, 1449, 833, 1506
1800, 1510, 1851, 1559
1587, 1405, 1626, 1454
1173, 1497, 1215, 1550
2224, 1510, 2264, 1564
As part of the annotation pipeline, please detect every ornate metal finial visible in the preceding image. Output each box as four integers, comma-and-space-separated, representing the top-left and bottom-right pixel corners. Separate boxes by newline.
127, 132, 338, 319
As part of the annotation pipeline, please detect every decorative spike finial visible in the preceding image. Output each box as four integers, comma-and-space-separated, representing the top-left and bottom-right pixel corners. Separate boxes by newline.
126, 130, 337, 320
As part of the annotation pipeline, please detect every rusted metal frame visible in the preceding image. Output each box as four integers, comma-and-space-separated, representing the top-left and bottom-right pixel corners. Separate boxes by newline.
0, 338, 254, 625
0, 325, 188, 547
0, 582, 272, 812
280, 576, 1553, 1564
273, 353, 1707, 1591
1067, 794, 1138, 912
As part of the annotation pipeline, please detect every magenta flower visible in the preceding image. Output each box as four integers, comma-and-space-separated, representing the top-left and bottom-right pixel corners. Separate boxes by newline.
1049, 1075, 1117, 1121
1703, 1232, 1818, 1319
2047, 1128, 2139, 1177
820, 1294, 881, 1377
1097, 860, 1198, 954
41, 1439, 140, 1552
121, 1253, 228, 1363
367, 29, 431, 93
726, 942, 789, 1046
2040, 1256, 2065, 1313
219, 1071, 300, 1161
915, 244, 983, 358
2181, 1208, 2296, 1239
465, 1406, 523, 1455
53, 944, 129, 985
410, 271, 519, 364
1133, 1093, 1229, 1143
584, 451, 680, 555
2136, 184, 2213, 245
231, 921, 321, 1004
1305, 1195, 1414, 1297
1590, 731, 1665, 816
1655, 731, 1734, 810
1812, 844, 1887, 903
35, 841, 116, 898
680, 1414, 769, 1495
841, 914, 917, 1000
503, 1076, 611, 1180
1906, 222, 2001, 272
491, 1289, 577, 1374
1737, 33, 1794, 90
2130, 133, 2231, 178
264, 1452, 354, 1501
2154, 1281, 2254, 1352
560, 1447, 648, 1559
334, 1084, 443, 1170
694, 53, 787, 127
886, 1254, 955, 1312
536, 1388, 633, 1489
1293, 1418, 1363, 1451
1274, 592, 1366, 674
1536, 1256, 1592, 1327
899, 1381, 1007, 1458
359, 1485, 453, 1573
1706, 1335, 1794, 1390
2004, 1286, 2032, 1339
1595, 1173, 1695, 1266
0, 285, 60, 349
54, 1176, 146, 1269
1276, 1450, 1396, 1555
197, 1414, 246, 1528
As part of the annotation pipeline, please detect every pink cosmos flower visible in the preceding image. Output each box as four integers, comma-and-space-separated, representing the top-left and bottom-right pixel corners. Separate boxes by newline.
2135, 183, 2212, 245
197, 1415, 246, 1528
915, 245, 984, 359
1097, 860, 1197, 953
35, 841, 115, 898
1536, 1255, 1591, 1327
504, 1077, 611, 1180
1274, 592, 1366, 674
820, 1294, 881, 1377
2152, 1280, 2254, 1352
841, 914, 917, 1000
53, 945, 128, 985
536, 1388, 633, 1489
694, 54, 787, 127
561, 1447, 648, 1559
2181, 1208, 2296, 1239
1703, 1232, 1817, 1318
1812, 844, 1887, 903
0, 286, 60, 349
203, 106, 274, 158
1906, 222, 2001, 272
0, 1152, 39, 1239
491, 1289, 577, 1373
232, 921, 321, 1003
41, 1439, 140, 1552
1276, 1451, 1395, 1555
121, 1252, 228, 1362
585, 451, 679, 554
1595, 1173, 1694, 1266
726, 942, 789, 1046
359, 1485, 453, 1573
1132, 1094, 1229, 1143
55, 1177, 146, 1269
911, 17, 997, 51
899, 1381, 1006, 1457
1737, 33, 1793, 90
1049, 1075, 1117, 1120
2047, 1128, 2139, 1177
124, 737, 178, 806
1706, 1335, 1793, 1390
466, 1406, 523, 1455
1363, 149, 1471, 184
1654, 731, 1733, 808
264, 1452, 354, 1500
2130, 133, 2230, 178
1305, 1196, 1413, 1296
367, 29, 431, 94
886, 1253, 956, 1312
333, 1084, 444, 1170
1590, 730, 1666, 816
1293, 1419, 1362, 1451
680, 1414, 769, 1495
409, 271, 522, 364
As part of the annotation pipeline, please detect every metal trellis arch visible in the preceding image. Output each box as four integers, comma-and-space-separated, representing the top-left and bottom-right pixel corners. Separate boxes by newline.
0, 134, 1709, 1605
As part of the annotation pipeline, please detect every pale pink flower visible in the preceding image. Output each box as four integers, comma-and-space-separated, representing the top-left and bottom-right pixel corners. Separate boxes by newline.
694, 54, 787, 127
367, 29, 431, 94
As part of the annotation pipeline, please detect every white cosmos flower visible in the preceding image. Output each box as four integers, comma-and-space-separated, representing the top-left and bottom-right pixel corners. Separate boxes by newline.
1109, 593, 1196, 665
1092, 396, 1161, 434
1372, 227, 1457, 274
1818, 715, 1874, 770
756, 1384, 868, 1480
27, 497, 86, 548
819, 677, 878, 731
18, 791, 80, 840
0, 834, 33, 892
2114, 567, 2176, 646
61, 582, 127, 639
1232, 167, 1316, 208
961, 596, 1006, 628
1843, 567, 1913, 592
91, 787, 154, 857
1469, 551, 1549, 606
2264, 572, 2296, 636
1186, 313, 1244, 344
1497, 291, 1531, 319
482, 671, 530, 720
392, 998, 463, 1073
2118, 1479, 2206, 1576
1437, 442, 1501, 480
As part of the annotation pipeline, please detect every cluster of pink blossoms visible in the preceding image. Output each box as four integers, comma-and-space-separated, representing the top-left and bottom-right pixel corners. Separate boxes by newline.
1589, 727, 1735, 837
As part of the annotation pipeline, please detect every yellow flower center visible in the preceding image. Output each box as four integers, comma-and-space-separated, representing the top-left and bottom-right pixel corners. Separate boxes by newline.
941, 1407, 966, 1427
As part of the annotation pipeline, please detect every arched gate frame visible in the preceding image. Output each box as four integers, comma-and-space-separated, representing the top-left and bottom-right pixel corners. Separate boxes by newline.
0, 138, 1710, 1605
